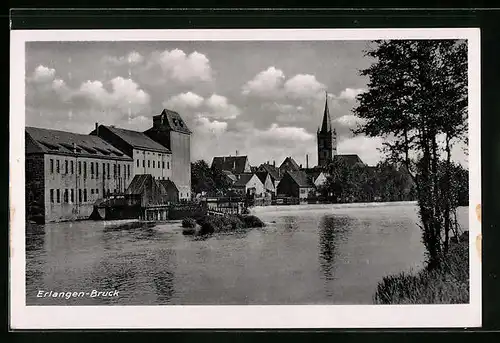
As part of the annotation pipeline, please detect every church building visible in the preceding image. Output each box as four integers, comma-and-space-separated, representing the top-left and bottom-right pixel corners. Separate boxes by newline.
317, 92, 337, 167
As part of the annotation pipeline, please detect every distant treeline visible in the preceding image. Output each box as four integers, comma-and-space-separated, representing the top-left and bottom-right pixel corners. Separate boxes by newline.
317, 159, 468, 206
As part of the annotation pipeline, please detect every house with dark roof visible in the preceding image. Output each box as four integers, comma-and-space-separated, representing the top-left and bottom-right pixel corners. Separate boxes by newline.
25, 126, 133, 223
125, 174, 165, 208
232, 173, 265, 197
333, 154, 365, 167
279, 156, 301, 176
158, 179, 179, 204
211, 155, 252, 175
303, 168, 328, 187
90, 124, 173, 183
257, 162, 280, 179
144, 109, 192, 201
255, 171, 275, 194
276, 170, 316, 203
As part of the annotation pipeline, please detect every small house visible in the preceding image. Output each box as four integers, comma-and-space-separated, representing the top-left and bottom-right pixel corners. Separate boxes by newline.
158, 179, 179, 204
211, 155, 252, 174
232, 173, 265, 197
276, 170, 316, 203
279, 156, 300, 176
255, 171, 275, 195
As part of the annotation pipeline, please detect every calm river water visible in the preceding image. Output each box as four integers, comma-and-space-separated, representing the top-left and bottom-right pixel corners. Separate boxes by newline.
26, 202, 469, 305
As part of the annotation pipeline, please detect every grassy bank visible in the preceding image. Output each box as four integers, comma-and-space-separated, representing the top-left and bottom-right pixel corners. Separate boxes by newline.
373, 239, 469, 304
182, 214, 265, 236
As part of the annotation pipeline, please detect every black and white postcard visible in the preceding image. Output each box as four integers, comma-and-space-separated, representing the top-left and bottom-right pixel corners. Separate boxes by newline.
10, 28, 481, 329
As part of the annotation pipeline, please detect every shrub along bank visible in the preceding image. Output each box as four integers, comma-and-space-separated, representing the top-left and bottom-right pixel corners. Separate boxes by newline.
373, 235, 469, 304
182, 214, 265, 236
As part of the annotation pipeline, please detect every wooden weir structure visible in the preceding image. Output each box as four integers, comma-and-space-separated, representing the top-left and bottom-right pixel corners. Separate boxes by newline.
202, 196, 245, 216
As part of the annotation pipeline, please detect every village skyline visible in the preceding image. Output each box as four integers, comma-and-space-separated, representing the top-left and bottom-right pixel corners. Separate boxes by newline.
26, 40, 468, 168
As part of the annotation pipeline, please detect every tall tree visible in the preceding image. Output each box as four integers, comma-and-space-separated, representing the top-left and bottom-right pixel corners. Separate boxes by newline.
191, 160, 216, 195
353, 40, 468, 269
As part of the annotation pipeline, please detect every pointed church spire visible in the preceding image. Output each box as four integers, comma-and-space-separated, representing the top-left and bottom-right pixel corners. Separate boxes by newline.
320, 91, 332, 133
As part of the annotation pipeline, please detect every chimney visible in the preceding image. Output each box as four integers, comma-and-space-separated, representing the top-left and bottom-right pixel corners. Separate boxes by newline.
72, 142, 76, 153
236, 150, 239, 156
273, 160, 276, 167
95, 122, 99, 135
306, 154, 309, 169
300, 164, 303, 169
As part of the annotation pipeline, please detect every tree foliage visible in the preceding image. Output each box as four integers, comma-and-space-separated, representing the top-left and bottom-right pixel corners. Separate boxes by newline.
353, 40, 468, 269
317, 160, 416, 203
191, 160, 232, 196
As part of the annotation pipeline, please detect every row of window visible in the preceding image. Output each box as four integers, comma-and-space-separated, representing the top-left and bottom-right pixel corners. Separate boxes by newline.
49, 159, 131, 180
50, 188, 93, 204
136, 159, 170, 170
49, 188, 122, 204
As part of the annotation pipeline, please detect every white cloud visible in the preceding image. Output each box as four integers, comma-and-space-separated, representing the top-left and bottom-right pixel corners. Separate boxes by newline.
164, 91, 204, 109
242, 67, 285, 96
337, 136, 384, 166
157, 49, 212, 83
284, 74, 325, 99
195, 116, 228, 135
337, 87, 365, 101
203, 94, 241, 119
78, 77, 150, 114
31, 65, 56, 83
334, 114, 366, 128
106, 51, 145, 66
258, 123, 314, 142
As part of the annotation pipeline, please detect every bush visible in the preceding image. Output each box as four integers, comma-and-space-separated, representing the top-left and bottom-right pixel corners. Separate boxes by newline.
373, 241, 469, 304
182, 218, 197, 228
194, 214, 263, 235
238, 214, 265, 228
241, 207, 251, 215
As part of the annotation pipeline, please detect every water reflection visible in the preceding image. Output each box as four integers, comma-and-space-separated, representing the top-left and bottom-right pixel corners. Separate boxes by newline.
282, 216, 299, 232
149, 249, 176, 303
318, 215, 352, 283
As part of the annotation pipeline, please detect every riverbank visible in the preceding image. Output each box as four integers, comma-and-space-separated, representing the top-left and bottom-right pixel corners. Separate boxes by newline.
373, 236, 469, 304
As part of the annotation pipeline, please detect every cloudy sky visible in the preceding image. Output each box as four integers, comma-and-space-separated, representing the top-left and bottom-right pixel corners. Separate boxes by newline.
25, 40, 467, 167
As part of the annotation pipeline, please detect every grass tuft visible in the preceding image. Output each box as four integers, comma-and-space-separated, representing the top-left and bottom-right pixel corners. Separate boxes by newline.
373, 241, 469, 304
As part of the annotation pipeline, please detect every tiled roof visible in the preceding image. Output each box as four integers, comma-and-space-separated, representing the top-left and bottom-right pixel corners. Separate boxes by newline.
286, 170, 315, 188
233, 173, 255, 187
211, 155, 249, 174
258, 163, 280, 181
102, 125, 170, 153
154, 109, 191, 134
255, 171, 269, 185
25, 126, 132, 161
280, 156, 300, 171
333, 154, 364, 166
303, 168, 323, 181
159, 179, 179, 193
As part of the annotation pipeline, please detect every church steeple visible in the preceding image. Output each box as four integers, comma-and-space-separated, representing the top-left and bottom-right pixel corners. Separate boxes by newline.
317, 91, 337, 168
320, 91, 332, 133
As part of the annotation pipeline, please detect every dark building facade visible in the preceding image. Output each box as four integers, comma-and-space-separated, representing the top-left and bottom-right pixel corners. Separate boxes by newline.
276, 170, 316, 203
317, 93, 337, 167
211, 155, 252, 175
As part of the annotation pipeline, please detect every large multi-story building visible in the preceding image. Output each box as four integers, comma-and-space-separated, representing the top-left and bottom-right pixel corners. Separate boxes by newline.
90, 124, 173, 181
26, 108, 193, 223
25, 127, 133, 223
144, 109, 192, 201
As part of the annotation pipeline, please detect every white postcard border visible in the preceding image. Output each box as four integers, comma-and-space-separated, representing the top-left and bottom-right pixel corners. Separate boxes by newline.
10, 28, 481, 329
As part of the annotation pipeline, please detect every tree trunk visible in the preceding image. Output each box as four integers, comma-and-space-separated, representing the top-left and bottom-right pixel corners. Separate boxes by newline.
443, 134, 452, 255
